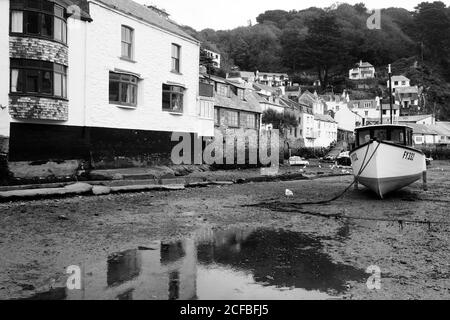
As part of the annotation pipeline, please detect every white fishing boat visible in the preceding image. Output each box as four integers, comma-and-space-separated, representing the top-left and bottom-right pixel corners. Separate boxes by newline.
350, 124, 427, 198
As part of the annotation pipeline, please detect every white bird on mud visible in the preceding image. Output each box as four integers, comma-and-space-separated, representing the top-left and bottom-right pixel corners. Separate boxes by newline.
285, 189, 294, 197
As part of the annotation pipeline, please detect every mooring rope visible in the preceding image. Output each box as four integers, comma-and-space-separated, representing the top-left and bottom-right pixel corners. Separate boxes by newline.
287, 141, 381, 206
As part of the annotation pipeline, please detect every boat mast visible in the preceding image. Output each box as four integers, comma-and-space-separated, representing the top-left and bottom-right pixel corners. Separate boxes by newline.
388, 64, 393, 124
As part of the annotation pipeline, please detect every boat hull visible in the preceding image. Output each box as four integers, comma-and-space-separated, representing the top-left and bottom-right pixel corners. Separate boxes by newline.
349, 141, 426, 198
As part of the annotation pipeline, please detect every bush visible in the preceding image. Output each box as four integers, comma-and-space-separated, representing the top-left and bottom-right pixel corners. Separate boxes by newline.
294, 147, 332, 159
416, 145, 450, 160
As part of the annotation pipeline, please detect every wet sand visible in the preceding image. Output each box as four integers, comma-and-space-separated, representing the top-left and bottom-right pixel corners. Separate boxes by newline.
0, 161, 449, 300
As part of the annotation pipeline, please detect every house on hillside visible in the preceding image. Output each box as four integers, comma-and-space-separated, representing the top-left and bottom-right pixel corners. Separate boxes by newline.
256, 72, 290, 88
226, 71, 256, 84
320, 93, 349, 114
349, 98, 400, 126
349, 60, 375, 80
1, 0, 212, 181
204, 49, 221, 68
284, 85, 302, 102
389, 75, 410, 92
388, 75, 420, 115
299, 91, 325, 115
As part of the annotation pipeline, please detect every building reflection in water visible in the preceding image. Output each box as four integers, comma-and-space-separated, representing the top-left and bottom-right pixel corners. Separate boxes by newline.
34, 227, 365, 300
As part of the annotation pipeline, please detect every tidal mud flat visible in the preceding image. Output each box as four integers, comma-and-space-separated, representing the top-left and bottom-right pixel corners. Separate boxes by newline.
0, 161, 449, 300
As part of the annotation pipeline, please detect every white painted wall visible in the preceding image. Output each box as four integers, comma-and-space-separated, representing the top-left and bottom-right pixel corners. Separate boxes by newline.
0, 0, 11, 137
314, 120, 337, 148
335, 104, 362, 132
84, 1, 208, 135
414, 134, 436, 145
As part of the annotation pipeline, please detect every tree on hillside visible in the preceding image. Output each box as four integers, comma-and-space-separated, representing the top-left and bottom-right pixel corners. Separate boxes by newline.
296, 12, 351, 89
412, 2, 450, 79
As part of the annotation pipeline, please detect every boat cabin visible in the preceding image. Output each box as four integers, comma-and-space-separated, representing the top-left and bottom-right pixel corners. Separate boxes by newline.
355, 125, 414, 148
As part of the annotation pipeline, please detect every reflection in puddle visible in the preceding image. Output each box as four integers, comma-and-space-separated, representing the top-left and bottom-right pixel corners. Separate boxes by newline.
23, 228, 366, 300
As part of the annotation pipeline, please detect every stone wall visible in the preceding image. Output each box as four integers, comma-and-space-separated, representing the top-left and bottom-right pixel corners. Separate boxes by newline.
9, 96, 68, 121
8, 123, 183, 169
9, 36, 68, 65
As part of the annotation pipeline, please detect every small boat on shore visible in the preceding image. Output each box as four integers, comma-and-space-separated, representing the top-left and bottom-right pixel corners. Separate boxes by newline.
349, 124, 427, 199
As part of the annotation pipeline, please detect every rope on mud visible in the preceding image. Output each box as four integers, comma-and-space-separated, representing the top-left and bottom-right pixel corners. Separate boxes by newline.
290, 142, 381, 206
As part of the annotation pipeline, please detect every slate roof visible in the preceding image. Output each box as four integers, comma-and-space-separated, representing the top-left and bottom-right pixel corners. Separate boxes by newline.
354, 61, 373, 68
398, 114, 434, 123
253, 83, 281, 94
436, 121, 450, 133
407, 123, 438, 135
96, 0, 198, 42
379, 103, 400, 110
314, 113, 337, 123
433, 123, 450, 136
391, 75, 410, 82
258, 72, 289, 78
215, 91, 262, 113
396, 86, 419, 94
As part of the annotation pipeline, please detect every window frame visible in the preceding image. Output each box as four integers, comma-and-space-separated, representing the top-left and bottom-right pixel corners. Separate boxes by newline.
162, 84, 185, 113
171, 43, 181, 73
121, 25, 134, 61
109, 72, 139, 107
223, 109, 239, 128
9, 0, 68, 45
10, 58, 67, 99
240, 111, 257, 129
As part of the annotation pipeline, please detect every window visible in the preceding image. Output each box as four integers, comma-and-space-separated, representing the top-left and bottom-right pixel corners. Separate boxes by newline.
214, 107, 219, 125
121, 26, 134, 60
10, 58, 67, 98
216, 83, 229, 97
171, 44, 181, 73
237, 89, 245, 100
10, 0, 67, 44
109, 72, 138, 106
162, 84, 184, 113
199, 81, 214, 97
240, 112, 256, 129
223, 110, 238, 127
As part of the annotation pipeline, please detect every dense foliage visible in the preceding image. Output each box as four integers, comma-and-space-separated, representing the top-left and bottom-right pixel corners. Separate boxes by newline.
183, 2, 450, 120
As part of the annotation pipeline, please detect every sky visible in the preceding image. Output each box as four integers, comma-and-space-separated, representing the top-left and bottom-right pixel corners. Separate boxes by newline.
134, 0, 450, 31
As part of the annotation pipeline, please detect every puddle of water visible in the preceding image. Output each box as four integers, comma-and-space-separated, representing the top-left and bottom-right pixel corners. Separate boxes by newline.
21, 227, 366, 300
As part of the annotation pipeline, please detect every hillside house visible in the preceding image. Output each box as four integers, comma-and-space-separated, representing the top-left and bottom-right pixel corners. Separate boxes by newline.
349, 98, 399, 126
226, 71, 256, 84
349, 60, 375, 80
204, 49, 221, 68
255, 72, 290, 88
